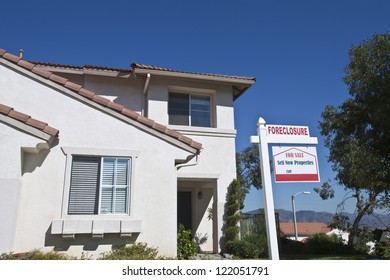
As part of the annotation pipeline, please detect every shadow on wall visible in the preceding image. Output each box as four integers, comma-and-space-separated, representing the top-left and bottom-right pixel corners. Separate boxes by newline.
22, 138, 59, 174
44, 225, 140, 253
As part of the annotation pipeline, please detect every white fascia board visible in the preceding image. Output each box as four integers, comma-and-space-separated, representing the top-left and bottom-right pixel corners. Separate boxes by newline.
35, 65, 132, 78
169, 125, 236, 138
83, 69, 132, 78
36, 66, 83, 75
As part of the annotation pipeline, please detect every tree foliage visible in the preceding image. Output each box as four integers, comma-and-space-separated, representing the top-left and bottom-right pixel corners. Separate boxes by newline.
236, 144, 262, 207
224, 179, 242, 243
318, 33, 390, 247
177, 224, 197, 260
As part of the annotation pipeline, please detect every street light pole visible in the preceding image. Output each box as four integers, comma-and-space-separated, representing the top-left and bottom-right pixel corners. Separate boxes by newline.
292, 191, 310, 241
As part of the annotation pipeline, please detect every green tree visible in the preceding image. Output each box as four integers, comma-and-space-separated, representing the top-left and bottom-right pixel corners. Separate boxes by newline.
224, 179, 242, 243
236, 144, 262, 208
317, 33, 390, 247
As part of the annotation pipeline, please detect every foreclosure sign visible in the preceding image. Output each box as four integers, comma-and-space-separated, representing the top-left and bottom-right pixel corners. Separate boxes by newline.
272, 146, 320, 183
251, 118, 321, 260
267, 124, 310, 137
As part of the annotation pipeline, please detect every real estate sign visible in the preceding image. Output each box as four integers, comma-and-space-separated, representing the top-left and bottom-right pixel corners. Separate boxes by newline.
272, 146, 320, 182
251, 118, 321, 260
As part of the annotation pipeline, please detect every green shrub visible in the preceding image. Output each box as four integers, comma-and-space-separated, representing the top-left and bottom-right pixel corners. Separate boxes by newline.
27, 250, 73, 260
280, 237, 308, 255
0, 252, 18, 260
243, 234, 268, 258
194, 233, 208, 253
375, 242, 390, 259
99, 243, 159, 260
177, 224, 197, 260
0, 250, 73, 260
305, 233, 350, 255
225, 240, 259, 259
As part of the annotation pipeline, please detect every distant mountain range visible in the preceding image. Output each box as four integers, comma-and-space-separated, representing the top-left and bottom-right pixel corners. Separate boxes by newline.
244, 209, 390, 229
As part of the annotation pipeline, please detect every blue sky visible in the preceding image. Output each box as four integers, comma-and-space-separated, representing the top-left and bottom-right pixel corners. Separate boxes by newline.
1, 0, 389, 214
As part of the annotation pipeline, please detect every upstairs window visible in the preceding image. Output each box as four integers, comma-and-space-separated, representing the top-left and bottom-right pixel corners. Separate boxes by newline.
68, 156, 131, 215
168, 92, 211, 127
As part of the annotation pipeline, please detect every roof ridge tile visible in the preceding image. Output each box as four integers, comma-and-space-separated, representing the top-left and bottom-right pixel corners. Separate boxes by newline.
0, 102, 59, 138
64, 81, 82, 92
49, 73, 68, 85
92, 95, 110, 107
121, 108, 140, 120
152, 122, 168, 134
137, 115, 155, 127
178, 134, 193, 146
3, 52, 21, 64
8, 109, 30, 122
107, 102, 125, 112
17, 60, 35, 70
26, 118, 48, 130
78, 88, 95, 100
0, 103, 13, 115
43, 126, 59, 137
32, 65, 52, 79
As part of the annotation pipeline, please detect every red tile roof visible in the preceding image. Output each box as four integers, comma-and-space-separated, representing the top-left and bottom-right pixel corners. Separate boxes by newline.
31, 61, 131, 73
29, 61, 256, 82
280, 222, 331, 236
0, 103, 59, 138
0, 48, 202, 152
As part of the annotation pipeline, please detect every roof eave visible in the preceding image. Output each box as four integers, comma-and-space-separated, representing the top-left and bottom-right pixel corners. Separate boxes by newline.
133, 68, 256, 86
0, 114, 57, 147
36, 65, 133, 78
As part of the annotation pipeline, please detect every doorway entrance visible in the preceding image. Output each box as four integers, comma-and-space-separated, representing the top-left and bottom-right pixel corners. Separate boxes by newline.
177, 191, 192, 231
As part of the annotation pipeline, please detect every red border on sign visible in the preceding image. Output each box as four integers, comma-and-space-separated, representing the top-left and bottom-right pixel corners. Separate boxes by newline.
275, 174, 319, 182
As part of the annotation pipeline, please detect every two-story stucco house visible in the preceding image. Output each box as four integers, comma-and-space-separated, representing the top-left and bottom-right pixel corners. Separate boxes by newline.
0, 48, 255, 258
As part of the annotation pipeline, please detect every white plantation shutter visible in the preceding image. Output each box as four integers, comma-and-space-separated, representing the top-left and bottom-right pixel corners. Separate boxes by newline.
115, 159, 129, 185
102, 158, 115, 185
114, 187, 127, 213
100, 158, 130, 214
68, 156, 100, 214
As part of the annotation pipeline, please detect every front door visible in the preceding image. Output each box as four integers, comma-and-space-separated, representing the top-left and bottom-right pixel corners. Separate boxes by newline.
177, 191, 192, 231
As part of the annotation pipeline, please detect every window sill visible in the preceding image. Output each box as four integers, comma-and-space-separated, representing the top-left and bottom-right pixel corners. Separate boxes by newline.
51, 218, 142, 239
168, 125, 236, 138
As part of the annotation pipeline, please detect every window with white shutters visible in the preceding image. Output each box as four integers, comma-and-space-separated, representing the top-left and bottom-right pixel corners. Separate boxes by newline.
68, 156, 130, 215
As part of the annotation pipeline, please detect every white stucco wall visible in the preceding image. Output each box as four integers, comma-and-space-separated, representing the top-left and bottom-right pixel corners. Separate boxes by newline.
83, 75, 144, 114
0, 122, 47, 253
145, 76, 238, 250
146, 76, 235, 130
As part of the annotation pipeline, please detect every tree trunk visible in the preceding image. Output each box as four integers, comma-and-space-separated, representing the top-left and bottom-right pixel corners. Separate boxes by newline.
347, 191, 379, 247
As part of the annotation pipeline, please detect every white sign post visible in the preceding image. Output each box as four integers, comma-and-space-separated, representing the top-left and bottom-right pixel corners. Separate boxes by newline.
251, 117, 319, 260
